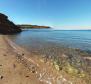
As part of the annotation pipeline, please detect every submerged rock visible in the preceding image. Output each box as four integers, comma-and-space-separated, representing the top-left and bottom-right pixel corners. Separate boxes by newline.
0, 13, 21, 34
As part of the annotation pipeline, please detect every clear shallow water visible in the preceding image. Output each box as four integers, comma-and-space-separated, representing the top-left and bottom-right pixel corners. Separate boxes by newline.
9, 29, 91, 53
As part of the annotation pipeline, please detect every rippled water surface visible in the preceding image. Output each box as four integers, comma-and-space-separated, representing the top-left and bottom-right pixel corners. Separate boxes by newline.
9, 29, 91, 53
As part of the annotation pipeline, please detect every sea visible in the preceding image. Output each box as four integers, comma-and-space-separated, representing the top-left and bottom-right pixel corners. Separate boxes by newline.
8, 29, 91, 56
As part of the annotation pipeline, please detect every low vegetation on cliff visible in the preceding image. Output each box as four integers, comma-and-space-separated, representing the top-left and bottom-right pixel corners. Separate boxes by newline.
17, 24, 51, 29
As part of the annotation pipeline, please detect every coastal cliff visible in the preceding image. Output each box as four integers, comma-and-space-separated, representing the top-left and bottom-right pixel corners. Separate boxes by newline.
17, 24, 51, 29
0, 13, 21, 34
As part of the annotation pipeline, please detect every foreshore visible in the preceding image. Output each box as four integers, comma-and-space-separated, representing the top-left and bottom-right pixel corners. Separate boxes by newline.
0, 35, 47, 84
0, 35, 90, 84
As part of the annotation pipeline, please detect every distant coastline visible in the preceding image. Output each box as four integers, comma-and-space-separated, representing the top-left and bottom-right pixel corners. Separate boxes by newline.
17, 24, 51, 29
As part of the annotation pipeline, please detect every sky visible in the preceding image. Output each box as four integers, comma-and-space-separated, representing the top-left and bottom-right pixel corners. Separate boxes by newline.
0, 0, 91, 29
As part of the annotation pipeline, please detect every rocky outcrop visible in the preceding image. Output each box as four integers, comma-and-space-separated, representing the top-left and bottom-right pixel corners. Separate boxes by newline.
0, 13, 21, 34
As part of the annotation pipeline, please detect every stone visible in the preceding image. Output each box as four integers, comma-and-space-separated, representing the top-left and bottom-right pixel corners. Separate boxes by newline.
0, 75, 3, 79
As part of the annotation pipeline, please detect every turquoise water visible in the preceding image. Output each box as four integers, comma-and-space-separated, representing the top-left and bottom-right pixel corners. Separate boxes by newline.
9, 29, 91, 53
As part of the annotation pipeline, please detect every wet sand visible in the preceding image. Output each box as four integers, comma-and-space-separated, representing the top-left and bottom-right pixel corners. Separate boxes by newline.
0, 35, 90, 84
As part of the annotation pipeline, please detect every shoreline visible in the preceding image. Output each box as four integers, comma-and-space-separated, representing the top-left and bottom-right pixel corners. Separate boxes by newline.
0, 35, 47, 84
0, 35, 91, 84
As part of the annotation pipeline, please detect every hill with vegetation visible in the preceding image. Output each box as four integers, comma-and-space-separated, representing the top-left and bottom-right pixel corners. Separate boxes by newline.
17, 24, 51, 29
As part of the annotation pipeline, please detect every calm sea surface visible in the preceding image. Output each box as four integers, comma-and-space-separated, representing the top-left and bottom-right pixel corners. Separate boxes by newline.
9, 29, 91, 54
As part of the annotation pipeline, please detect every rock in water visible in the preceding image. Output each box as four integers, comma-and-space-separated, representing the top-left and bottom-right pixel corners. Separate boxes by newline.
0, 13, 21, 34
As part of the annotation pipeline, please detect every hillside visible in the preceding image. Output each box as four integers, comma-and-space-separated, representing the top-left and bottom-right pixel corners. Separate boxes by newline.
0, 13, 21, 34
17, 24, 51, 29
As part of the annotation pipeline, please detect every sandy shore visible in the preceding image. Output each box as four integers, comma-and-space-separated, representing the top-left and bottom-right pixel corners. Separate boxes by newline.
0, 35, 46, 84
0, 35, 90, 84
